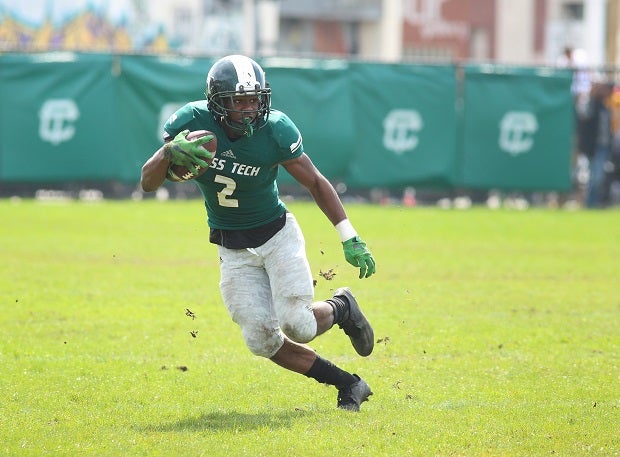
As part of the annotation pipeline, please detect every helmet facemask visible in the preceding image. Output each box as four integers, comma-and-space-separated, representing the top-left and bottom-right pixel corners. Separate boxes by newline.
209, 84, 271, 137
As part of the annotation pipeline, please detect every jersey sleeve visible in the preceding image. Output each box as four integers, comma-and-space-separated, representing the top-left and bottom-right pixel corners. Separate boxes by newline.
162, 102, 208, 141
271, 111, 304, 161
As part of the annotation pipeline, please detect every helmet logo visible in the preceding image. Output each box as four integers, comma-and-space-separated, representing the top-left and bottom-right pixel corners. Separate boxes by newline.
238, 79, 258, 91
383, 109, 423, 154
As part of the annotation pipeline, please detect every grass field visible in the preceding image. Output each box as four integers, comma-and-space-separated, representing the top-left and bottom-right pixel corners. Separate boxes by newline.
1, 198, 618, 456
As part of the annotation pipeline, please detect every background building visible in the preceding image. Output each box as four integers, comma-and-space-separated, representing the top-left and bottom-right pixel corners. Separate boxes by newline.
0, 0, 618, 70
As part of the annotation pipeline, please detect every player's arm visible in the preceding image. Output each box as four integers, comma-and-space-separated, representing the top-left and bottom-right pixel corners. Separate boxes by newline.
141, 130, 214, 192
141, 145, 170, 192
282, 153, 346, 224
283, 153, 376, 279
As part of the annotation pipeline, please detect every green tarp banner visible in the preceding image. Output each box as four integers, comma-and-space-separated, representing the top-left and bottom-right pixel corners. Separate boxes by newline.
266, 61, 458, 187
266, 60, 355, 182
459, 65, 573, 191
348, 62, 458, 188
0, 53, 573, 191
0, 53, 119, 181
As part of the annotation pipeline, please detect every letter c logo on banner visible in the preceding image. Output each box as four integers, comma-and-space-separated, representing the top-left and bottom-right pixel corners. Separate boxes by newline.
499, 111, 538, 156
39, 99, 80, 145
383, 109, 424, 155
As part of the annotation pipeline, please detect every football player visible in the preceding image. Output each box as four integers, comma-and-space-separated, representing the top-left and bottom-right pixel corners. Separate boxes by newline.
141, 55, 376, 411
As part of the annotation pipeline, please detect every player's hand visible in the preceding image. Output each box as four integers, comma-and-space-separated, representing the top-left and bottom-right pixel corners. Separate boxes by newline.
163, 129, 214, 174
343, 236, 376, 279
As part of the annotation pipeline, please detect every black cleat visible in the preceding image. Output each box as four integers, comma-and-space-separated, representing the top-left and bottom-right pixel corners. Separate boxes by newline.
334, 287, 374, 357
337, 375, 373, 412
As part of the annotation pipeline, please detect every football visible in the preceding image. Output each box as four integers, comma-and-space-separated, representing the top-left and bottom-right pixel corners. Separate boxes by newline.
167, 130, 217, 182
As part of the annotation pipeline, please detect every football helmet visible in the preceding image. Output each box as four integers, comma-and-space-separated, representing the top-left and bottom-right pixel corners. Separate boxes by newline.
206, 55, 271, 137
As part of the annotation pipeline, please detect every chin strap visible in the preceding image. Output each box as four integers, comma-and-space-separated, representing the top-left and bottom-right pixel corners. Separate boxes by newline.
243, 117, 254, 137
220, 116, 255, 137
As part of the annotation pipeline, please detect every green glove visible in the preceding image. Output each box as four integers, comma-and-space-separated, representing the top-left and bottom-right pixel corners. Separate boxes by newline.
343, 236, 376, 279
163, 129, 214, 174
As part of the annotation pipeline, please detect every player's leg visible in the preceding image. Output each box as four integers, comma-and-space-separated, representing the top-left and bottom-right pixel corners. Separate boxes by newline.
217, 232, 344, 355
218, 240, 372, 411
330, 287, 375, 357
218, 245, 285, 358
257, 213, 320, 342
270, 336, 373, 412
262, 213, 374, 355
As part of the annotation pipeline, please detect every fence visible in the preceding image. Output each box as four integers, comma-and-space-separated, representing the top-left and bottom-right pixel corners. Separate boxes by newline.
0, 52, 574, 191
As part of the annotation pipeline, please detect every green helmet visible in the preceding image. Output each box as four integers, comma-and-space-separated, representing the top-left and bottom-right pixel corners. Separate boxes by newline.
206, 55, 271, 137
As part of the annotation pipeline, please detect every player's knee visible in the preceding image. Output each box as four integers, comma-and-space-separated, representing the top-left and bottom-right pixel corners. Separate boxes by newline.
280, 305, 317, 344
242, 325, 284, 358
281, 323, 315, 343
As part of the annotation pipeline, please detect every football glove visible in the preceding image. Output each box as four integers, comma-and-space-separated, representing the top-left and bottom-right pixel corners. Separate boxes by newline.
343, 236, 376, 279
163, 129, 214, 175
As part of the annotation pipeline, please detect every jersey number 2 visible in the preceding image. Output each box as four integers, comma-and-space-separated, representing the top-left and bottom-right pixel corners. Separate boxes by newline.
214, 175, 239, 207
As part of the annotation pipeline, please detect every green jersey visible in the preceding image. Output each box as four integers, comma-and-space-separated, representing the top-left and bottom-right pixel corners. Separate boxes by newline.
163, 101, 304, 230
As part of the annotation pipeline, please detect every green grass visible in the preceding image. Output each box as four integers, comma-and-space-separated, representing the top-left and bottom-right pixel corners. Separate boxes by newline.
1, 199, 618, 456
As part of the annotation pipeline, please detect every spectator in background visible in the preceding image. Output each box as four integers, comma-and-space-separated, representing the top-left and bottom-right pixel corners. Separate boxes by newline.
577, 78, 615, 208
557, 47, 592, 102
570, 48, 591, 103
555, 46, 592, 208
604, 85, 620, 204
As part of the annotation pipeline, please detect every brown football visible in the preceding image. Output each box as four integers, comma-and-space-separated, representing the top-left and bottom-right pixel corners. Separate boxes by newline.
167, 130, 217, 182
